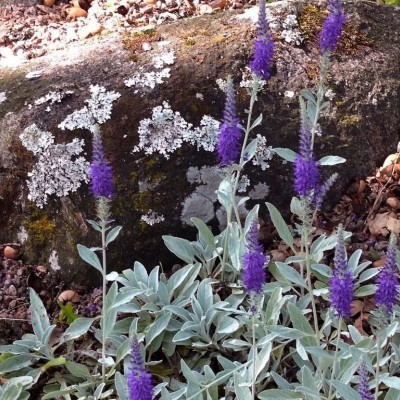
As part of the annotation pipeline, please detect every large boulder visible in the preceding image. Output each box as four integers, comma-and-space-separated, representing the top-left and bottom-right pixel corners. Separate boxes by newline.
0, 1, 399, 284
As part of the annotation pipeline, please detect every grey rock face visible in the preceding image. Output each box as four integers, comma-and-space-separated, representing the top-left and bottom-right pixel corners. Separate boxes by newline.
0, 1, 399, 284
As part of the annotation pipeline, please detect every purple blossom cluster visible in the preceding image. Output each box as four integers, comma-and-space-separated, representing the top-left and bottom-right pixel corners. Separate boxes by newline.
242, 221, 268, 293
375, 236, 399, 315
319, 0, 346, 54
357, 363, 374, 400
216, 78, 242, 166
250, 0, 274, 80
90, 131, 114, 199
294, 114, 320, 198
330, 225, 354, 317
127, 339, 153, 400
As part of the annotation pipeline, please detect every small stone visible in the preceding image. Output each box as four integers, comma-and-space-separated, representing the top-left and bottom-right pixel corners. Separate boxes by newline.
36, 265, 47, 274
8, 285, 17, 297
68, 7, 88, 18
4, 246, 19, 260
9, 300, 17, 308
58, 290, 80, 303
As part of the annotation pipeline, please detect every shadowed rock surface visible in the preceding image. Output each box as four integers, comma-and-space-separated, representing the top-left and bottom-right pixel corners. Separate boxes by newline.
0, 0, 399, 284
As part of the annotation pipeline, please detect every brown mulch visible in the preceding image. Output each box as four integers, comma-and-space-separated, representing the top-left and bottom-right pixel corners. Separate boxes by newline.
0, 0, 249, 65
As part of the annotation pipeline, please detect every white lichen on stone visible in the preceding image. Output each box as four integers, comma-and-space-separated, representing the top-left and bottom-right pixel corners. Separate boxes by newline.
124, 68, 171, 90
0, 91, 6, 104
140, 210, 165, 225
196, 93, 204, 101
17, 226, 28, 244
183, 115, 220, 152
216, 78, 228, 93
240, 67, 267, 89
58, 85, 120, 132
49, 250, 61, 271
181, 165, 221, 225
25, 70, 42, 80
20, 124, 54, 155
34, 90, 74, 106
152, 51, 175, 69
253, 134, 273, 170
280, 13, 303, 45
284, 90, 295, 98
249, 182, 270, 199
325, 89, 335, 101
20, 124, 90, 208
133, 101, 193, 159
238, 174, 251, 193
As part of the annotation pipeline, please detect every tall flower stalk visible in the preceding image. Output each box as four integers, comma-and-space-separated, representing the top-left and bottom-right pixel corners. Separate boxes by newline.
293, 0, 345, 345
216, 0, 274, 281
90, 125, 115, 383
242, 221, 268, 400
127, 339, 153, 400
373, 234, 399, 398
328, 224, 354, 399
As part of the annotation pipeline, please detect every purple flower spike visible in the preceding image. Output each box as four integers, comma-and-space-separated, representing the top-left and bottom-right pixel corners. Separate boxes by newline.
250, 0, 274, 80
319, 0, 346, 54
375, 234, 399, 315
90, 130, 114, 199
242, 221, 268, 293
216, 78, 242, 166
127, 339, 153, 400
294, 112, 320, 198
330, 225, 354, 317
357, 363, 374, 400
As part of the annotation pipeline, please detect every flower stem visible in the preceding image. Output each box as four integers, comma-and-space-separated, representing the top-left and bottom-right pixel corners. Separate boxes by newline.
252, 314, 256, 400
304, 227, 320, 343
375, 333, 381, 400
101, 218, 107, 383
327, 318, 341, 400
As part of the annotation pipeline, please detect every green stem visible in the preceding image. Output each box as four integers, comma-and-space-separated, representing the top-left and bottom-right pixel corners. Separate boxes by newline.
375, 334, 381, 400
310, 54, 329, 150
252, 314, 256, 400
304, 227, 320, 344
101, 216, 107, 383
327, 318, 341, 400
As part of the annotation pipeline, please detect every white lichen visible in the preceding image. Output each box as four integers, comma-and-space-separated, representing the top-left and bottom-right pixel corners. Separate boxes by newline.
133, 101, 193, 159
58, 85, 120, 132
181, 165, 221, 225
124, 68, 171, 90
253, 134, 274, 170
195, 93, 204, 101
284, 90, 295, 98
280, 14, 303, 45
17, 226, 28, 244
20, 124, 54, 155
216, 78, 228, 93
238, 174, 251, 193
0, 91, 6, 105
240, 67, 267, 89
183, 115, 220, 152
20, 124, 89, 208
325, 89, 335, 101
249, 182, 270, 199
140, 210, 165, 225
34, 90, 74, 106
49, 250, 61, 271
152, 51, 175, 68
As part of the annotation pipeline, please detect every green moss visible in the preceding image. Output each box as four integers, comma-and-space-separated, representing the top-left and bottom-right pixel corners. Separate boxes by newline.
183, 37, 196, 46
132, 192, 153, 212
122, 28, 161, 59
213, 33, 226, 43
341, 114, 360, 125
334, 99, 345, 107
298, 4, 373, 55
25, 208, 56, 249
